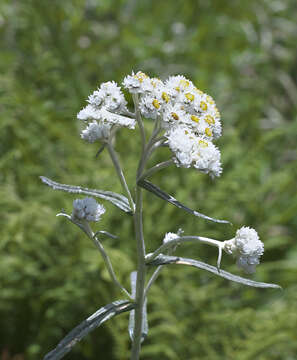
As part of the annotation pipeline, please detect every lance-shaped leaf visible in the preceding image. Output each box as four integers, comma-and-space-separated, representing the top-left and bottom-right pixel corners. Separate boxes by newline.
138, 179, 230, 224
40, 176, 132, 214
43, 300, 134, 360
129, 271, 148, 343
147, 254, 281, 289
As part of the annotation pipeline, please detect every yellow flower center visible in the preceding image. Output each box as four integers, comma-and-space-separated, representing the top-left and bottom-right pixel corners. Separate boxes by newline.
191, 115, 200, 123
200, 101, 208, 111
152, 99, 160, 109
175, 86, 180, 92
185, 93, 194, 101
179, 79, 190, 87
134, 71, 148, 83
205, 115, 215, 125
199, 140, 208, 147
194, 87, 204, 95
214, 106, 220, 117
171, 112, 179, 120
205, 128, 212, 137
206, 95, 214, 105
162, 92, 170, 103
134, 75, 143, 83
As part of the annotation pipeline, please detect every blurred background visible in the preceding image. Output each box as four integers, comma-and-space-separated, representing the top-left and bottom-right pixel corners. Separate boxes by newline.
0, 0, 296, 359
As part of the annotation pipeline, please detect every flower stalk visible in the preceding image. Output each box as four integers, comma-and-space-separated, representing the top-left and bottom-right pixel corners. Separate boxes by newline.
106, 141, 135, 213
83, 220, 133, 300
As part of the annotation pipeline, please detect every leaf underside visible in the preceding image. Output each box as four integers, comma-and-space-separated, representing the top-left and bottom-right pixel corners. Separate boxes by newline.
147, 254, 281, 289
138, 179, 230, 224
43, 300, 134, 360
40, 176, 132, 214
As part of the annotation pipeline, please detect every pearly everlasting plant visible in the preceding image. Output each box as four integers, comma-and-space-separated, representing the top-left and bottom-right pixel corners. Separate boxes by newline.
41, 71, 280, 360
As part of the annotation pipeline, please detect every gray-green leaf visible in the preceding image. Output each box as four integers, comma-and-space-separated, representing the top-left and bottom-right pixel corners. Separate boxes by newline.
138, 179, 230, 224
40, 176, 132, 214
147, 254, 281, 289
43, 300, 134, 360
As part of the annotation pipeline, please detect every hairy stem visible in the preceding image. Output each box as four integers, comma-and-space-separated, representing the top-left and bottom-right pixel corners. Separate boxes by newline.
140, 159, 173, 180
144, 266, 162, 298
107, 142, 135, 213
83, 221, 132, 299
130, 186, 146, 360
146, 235, 223, 263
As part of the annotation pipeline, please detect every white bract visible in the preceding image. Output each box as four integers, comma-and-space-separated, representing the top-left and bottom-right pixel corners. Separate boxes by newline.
224, 227, 264, 274
72, 197, 106, 222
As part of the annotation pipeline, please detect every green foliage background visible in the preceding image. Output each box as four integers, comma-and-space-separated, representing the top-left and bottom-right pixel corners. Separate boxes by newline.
0, 0, 296, 359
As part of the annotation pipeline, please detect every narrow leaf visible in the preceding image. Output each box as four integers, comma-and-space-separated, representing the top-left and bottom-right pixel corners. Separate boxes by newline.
147, 255, 281, 289
129, 271, 148, 343
138, 179, 230, 224
43, 300, 134, 360
95, 144, 106, 157
95, 230, 118, 239
40, 176, 132, 214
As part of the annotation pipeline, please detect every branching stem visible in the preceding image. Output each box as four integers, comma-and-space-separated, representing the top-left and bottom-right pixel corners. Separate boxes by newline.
146, 236, 223, 263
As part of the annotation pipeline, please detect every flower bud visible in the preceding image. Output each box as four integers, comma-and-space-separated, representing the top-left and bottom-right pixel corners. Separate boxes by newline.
224, 227, 264, 274
72, 197, 106, 222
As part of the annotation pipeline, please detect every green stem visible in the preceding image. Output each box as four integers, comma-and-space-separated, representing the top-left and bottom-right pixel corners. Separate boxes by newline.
107, 142, 135, 213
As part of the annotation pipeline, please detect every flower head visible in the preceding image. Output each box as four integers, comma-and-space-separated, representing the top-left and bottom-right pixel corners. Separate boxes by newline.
87, 81, 127, 113
139, 93, 163, 119
163, 232, 179, 244
123, 71, 150, 94
72, 197, 106, 222
166, 126, 222, 177
80, 120, 111, 142
224, 227, 264, 274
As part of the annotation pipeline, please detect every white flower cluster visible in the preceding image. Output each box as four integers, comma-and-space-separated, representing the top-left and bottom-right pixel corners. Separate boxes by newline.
163, 232, 179, 243
224, 227, 264, 274
78, 71, 223, 177
77, 81, 136, 143
123, 71, 223, 177
72, 197, 106, 222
